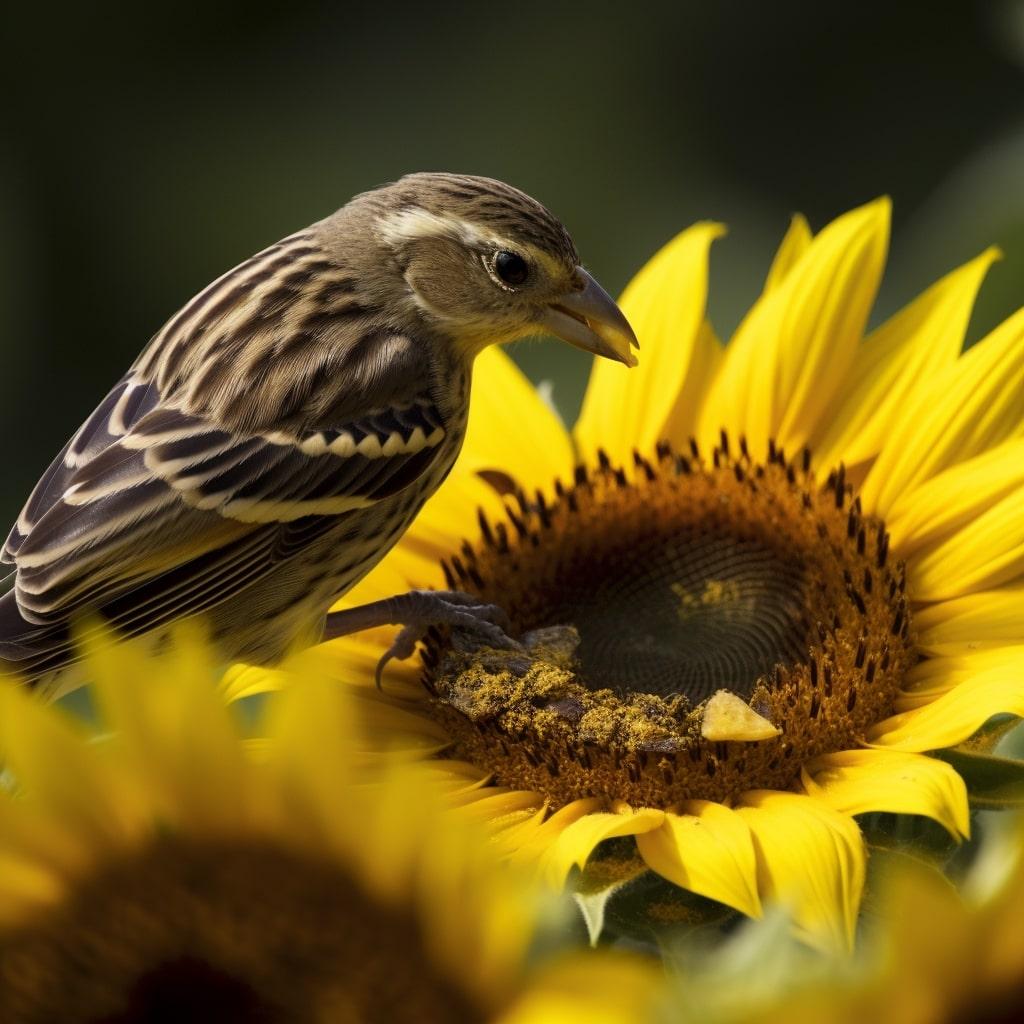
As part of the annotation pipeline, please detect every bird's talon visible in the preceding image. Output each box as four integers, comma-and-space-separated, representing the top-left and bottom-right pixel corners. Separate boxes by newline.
328, 589, 521, 693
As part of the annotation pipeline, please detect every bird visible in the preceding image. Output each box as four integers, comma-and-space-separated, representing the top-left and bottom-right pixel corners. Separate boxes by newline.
0, 172, 638, 697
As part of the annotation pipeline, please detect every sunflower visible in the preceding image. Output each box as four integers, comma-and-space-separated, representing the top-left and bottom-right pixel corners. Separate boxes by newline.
0, 635, 658, 1023
232, 197, 1024, 954
657, 818, 1024, 1024
849, 820, 1024, 1024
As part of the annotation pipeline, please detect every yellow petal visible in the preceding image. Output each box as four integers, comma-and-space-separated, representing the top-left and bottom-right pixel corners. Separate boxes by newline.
0, 682, 141, 852
317, 632, 424, 699
413, 759, 491, 795
699, 198, 890, 458
458, 790, 547, 834
335, 553, 437, 608
762, 214, 813, 295
380, 472, 510, 589
0, 798, 91, 880
906, 482, 1024, 601
635, 800, 762, 917
660, 320, 725, 450
416, 796, 540, 1008
802, 749, 970, 840
860, 304, 1024, 518
262, 671, 362, 855
915, 588, 1024, 657
497, 953, 662, 1024
220, 662, 288, 702
0, 852, 64, 927
354, 763, 433, 904
351, 690, 450, 750
868, 861, 974, 1024
574, 222, 724, 467
903, 647, 1024, 688
506, 798, 600, 854
814, 248, 999, 471
460, 345, 575, 493
534, 804, 665, 887
869, 659, 1024, 751
701, 690, 781, 741
888, 437, 1024, 560
224, 650, 426, 706
895, 648, 1024, 710
736, 790, 865, 954
90, 634, 252, 834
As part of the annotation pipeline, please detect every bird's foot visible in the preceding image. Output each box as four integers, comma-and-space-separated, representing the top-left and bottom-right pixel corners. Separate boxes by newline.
322, 589, 520, 690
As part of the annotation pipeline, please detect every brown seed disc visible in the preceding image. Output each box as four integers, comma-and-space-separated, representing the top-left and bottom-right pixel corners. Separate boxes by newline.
422, 438, 916, 808
0, 838, 480, 1024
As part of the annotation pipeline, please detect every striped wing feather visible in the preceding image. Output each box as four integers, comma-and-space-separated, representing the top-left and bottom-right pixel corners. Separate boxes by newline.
2, 374, 159, 564
1, 227, 453, 679
10, 379, 445, 628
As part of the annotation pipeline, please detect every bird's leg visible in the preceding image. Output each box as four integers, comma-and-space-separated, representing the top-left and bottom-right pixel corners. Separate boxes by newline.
322, 590, 520, 689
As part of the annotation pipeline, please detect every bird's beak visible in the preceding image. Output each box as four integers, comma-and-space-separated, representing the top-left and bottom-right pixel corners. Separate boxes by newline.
538, 268, 639, 367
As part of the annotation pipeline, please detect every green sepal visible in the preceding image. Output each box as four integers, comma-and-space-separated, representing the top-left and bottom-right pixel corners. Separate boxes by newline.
569, 840, 649, 946
955, 714, 1021, 756
603, 869, 738, 949
854, 837, 963, 949
933, 745, 1024, 809
857, 811, 962, 870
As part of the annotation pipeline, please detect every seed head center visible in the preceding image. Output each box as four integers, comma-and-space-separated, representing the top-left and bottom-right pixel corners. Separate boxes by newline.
424, 440, 915, 808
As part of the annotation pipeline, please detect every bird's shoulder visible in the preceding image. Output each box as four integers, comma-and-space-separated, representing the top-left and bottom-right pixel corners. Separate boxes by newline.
129, 223, 469, 434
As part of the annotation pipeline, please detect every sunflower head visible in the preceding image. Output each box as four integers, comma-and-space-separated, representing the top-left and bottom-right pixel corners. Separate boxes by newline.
423, 437, 915, 810
313, 196, 1024, 954
0, 634, 658, 1023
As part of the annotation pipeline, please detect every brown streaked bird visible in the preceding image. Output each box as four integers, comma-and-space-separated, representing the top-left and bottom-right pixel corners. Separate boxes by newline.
0, 173, 638, 696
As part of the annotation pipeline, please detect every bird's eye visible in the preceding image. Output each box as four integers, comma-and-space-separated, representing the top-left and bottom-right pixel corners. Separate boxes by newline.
494, 250, 529, 287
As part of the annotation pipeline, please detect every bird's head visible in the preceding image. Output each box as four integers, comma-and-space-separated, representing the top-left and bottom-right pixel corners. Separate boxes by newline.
335, 172, 638, 366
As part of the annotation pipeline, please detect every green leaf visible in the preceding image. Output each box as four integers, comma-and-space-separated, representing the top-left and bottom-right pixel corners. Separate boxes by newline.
933, 747, 1024, 809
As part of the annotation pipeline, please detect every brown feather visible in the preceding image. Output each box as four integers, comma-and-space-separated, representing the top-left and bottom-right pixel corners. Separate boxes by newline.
1, 172, 589, 688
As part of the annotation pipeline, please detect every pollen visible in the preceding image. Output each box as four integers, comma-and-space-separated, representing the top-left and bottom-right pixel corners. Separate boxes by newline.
422, 437, 916, 808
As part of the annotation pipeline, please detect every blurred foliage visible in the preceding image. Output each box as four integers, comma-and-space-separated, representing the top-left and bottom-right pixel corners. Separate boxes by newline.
4, 1, 1024, 528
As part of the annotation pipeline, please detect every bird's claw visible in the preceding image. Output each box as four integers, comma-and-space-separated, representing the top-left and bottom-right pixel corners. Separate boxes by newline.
323, 589, 520, 691
370, 591, 519, 691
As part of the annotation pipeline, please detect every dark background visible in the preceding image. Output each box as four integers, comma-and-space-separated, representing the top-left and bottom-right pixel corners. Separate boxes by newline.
4, 0, 1024, 529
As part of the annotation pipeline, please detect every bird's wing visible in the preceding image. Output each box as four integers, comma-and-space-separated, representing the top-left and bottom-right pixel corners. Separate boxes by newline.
3, 223, 344, 572
6, 333, 448, 637
2, 373, 160, 564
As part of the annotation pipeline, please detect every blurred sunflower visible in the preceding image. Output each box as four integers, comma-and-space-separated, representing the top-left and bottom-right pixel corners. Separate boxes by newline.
849, 822, 1024, 1024
842, 823, 1024, 1024
658, 819, 1024, 1024
231, 198, 1024, 954
0, 636, 658, 1023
